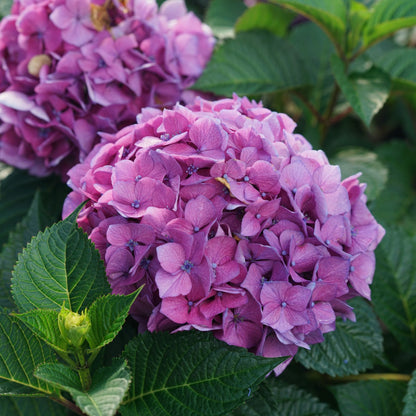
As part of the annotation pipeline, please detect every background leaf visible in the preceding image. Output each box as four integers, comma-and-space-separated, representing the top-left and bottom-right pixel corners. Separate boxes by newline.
86, 290, 141, 351
363, 0, 416, 47
403, 369, 416, 416
120, 331, 284, 416
11, 206, 110, 313
193, 31, 311, 96
235, 3, 295, 37
269, 0, 347, 51
369, 47, 416, 92
331, 55, 391, 125
370, 141, 416, 226
330, 148, 388, 201
204, 0, 246, 39
36, 360, 131, 416
288, 23, 336, 114
0, 188, 67, 310
296, 298, 384, 377
0, 309, 56, 396
0, 0, 12, 17
231, 379, 339, 416
372, 227, 416, 348
0, 169, 66, 249
331, 380, 407, 416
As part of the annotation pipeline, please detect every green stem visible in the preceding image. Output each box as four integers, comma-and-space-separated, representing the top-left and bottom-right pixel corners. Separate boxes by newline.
333, 373, 411, 383
293, 91, 324, 124
51, 396, 86, 416
76, 349, 92, 391
319, 83, 341, 145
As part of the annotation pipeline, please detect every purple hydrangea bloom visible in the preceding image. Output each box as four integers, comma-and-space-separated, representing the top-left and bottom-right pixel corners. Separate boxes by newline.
63, 94, 385, 375
0, 0, 215, 177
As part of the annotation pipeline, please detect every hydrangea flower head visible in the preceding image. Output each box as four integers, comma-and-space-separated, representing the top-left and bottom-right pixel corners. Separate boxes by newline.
0, 0, 214, 177
64, 94, 385, 375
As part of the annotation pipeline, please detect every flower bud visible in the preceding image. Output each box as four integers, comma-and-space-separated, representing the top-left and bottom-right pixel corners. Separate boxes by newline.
58, 307, 91, 348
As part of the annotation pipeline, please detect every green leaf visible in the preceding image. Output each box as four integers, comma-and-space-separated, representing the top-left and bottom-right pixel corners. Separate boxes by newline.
205, 0, 246, 39
0, 309, 56, 396
403, 369, 416, 416
86, 289, 141, 351
231, 379, 339, 416
372, 227, 416, 348
235, 3, 295, 37
331, 380, 407, 416
193, 31, 311, 96
36, 360, 131, 416
0, 396, 68, 416
120, 331, 284, 416
363, 0, 416, 48
11, 205, 110, 313
330, 149, 388, 201
13, 309, 67, 353
370, 140, 416, 225
296, 298, 384, 377
370, 47, 416, 92
331, 55, 391, 125
269, 0, 347, 52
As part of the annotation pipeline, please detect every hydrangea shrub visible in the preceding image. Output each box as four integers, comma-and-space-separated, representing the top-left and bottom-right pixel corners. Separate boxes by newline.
0, 0, 214, 177
64, 94, 385, 374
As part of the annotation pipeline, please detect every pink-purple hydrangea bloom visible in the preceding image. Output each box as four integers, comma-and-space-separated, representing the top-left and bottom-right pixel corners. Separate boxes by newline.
63, 94, 385, 375
0, 0, 214, 177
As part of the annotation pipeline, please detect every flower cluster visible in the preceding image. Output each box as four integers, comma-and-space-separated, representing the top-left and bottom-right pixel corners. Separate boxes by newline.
0, 0, 214, 177
64, 94, 385, 374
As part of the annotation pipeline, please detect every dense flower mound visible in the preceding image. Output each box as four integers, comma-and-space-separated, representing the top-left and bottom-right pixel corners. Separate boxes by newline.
0, 0, 214, 177
64, 94, 385, 374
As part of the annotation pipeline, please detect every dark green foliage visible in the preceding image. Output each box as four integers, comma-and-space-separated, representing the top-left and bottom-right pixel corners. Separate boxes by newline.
120, 331, 284, 416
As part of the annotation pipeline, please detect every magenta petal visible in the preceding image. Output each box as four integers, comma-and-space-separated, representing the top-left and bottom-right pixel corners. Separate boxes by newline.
189, 117, 228, 151
157, 243, 185, 273
155, 269, 192, 298
185, 195, 217, 229
241, 212, 260, 237
286, 286, 311, 310
312, 302, 336, 325
262, 304, 292, 332
160, 296, 189, 324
